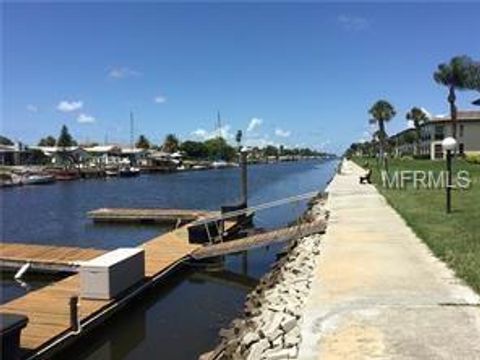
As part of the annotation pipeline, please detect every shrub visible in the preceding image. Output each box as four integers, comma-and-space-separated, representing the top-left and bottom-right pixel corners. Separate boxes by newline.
466, 153, 480, 164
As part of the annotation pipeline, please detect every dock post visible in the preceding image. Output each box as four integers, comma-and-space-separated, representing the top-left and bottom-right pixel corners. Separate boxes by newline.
240, 148, 248, 207
69, 296, 79, 332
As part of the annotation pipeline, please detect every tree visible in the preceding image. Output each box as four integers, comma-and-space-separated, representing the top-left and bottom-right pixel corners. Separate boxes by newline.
235, 130, 243, 150
56, 125, 76, 148
0, 135, 14, 146
162, 134, 179, 153
406, 107, 429, 156
136, 135, 150, 149
180, 140, 208, 159
204, 137, 236, 161
264, 145, 279, 157
38, 136, 56, 147
433, 55, 480, 139
369, 100, 396, 168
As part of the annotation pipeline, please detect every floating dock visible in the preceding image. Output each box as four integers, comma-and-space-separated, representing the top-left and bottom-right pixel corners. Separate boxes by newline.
0, 243, 105, 273
0, 226, 201, 358
87, 208, 219, 225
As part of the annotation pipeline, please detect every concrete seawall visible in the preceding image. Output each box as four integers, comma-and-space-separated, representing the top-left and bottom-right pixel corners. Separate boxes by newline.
298, 160, 480, 359
200, 196, 329, 360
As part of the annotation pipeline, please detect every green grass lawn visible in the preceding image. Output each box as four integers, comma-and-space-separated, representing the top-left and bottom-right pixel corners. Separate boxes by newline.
353, 157, 480, 294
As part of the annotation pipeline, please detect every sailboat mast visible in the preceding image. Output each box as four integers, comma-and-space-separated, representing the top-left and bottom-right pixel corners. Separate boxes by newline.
217, 111, 222, 138
130, 111, 134, 149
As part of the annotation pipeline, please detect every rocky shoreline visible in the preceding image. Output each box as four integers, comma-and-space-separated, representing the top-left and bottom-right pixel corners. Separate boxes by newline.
200, 196, 329, 360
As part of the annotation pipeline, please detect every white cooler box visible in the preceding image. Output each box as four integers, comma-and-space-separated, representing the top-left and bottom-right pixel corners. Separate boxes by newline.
79, 248, 145, 300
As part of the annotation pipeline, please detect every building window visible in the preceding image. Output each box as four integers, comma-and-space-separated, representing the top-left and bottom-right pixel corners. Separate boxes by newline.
459, 143, 465, 155
434, 144, 443, 159
459, 124, 464, 137
434, 125, 444, 141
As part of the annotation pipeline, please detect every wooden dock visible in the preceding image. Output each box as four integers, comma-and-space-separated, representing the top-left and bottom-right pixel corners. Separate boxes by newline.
0, 243, 105, 272
0, 227, 201, 358
87, 208, 219, 224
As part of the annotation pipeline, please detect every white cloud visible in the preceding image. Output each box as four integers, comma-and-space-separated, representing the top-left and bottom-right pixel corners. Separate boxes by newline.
154, 95, 167, 104
191, 129, 209, 139
77, 113, 95, 124
338, 15, 369, 31
274, 128, 291, 138
108, 67, 141, 79
26, 104, 38, 112
57, 100, 83, 112
247, 117, 263, 132
190, 125, 233, 141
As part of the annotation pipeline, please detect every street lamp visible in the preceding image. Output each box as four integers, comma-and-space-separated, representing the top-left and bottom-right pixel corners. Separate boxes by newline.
442, 137, 457, 214
239, 146, 249, 207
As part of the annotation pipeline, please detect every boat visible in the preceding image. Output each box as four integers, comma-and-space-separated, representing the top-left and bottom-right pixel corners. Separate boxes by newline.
211, 160, 229, 169
105, 168, 119, 176
55, 170, 80, 181
105, 170, 119, 176
119, 166, 141, 177
22, 174, 56, 185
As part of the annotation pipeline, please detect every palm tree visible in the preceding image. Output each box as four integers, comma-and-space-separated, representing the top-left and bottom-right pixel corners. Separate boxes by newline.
235, 130, 243, 150
369, 100, 396, 168
433, 55, 480, 139
135, 135, 150, 149
162, 134, 179, 153
406, 107, 429, 157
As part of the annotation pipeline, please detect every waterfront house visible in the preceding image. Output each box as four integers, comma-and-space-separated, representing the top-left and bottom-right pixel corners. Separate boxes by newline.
137, 150, 181, 170
84, 145, 123, 166
0, 142, 51, 166
32, 146, 90, 166
120, 147, 148, 165
418, 110, 480, 159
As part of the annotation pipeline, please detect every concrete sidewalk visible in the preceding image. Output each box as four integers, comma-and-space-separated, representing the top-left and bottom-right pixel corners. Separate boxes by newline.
298, 160, 480, 359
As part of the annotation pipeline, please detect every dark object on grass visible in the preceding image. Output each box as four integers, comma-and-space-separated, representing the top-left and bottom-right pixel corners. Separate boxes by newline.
359, 169, 372, 184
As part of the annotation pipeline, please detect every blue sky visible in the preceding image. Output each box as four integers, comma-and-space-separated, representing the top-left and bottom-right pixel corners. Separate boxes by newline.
2, 2, 479, 154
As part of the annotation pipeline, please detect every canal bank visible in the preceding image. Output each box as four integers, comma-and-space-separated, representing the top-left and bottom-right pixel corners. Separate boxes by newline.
201, 195, 329, 360
298, 160, 480, 359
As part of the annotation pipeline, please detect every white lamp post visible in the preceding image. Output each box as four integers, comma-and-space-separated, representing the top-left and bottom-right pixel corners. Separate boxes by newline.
240, 146, 249, 207
442, 137, 457, 213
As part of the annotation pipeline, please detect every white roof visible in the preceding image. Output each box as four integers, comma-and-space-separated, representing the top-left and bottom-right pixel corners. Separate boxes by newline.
84, 145, 121, 153
31, 146, 83, 153
121, 148, 147, 154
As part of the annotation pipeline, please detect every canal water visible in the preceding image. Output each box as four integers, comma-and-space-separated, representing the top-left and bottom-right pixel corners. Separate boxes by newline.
0, 159, 337, 359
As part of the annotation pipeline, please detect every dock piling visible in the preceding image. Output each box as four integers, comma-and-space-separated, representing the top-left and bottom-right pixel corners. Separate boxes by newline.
69, 296, 79, 333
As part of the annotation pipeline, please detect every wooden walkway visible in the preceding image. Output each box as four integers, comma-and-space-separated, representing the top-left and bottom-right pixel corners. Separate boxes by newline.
191, 220, 326, 259
0, 226, 201, 357
87, 208, 219, 224
0, 243, 105, 272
